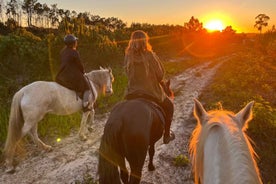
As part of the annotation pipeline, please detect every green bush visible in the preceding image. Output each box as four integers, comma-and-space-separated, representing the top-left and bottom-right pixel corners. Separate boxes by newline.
199, 51, 276, 184
173, 154, 189, 167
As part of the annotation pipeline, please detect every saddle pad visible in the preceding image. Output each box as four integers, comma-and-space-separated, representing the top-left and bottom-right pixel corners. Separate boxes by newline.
132, 98, 166, 126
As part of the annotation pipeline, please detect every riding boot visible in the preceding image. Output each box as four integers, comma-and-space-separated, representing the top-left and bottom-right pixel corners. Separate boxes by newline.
83, 90, 92, 112
162, 96, 175, 144
163, 119, 175, 144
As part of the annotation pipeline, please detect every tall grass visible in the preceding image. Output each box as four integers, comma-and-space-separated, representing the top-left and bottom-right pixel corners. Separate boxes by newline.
199, 50, 276, 184
38, 113, 81, 141
0, 108, 9, 151
163, 58, 204, 78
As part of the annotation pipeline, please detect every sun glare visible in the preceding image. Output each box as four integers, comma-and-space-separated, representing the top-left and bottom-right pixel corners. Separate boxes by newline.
204, 20, 225, 32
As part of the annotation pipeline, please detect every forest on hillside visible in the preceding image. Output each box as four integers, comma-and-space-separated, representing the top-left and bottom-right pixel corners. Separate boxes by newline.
0, 0, 247, 109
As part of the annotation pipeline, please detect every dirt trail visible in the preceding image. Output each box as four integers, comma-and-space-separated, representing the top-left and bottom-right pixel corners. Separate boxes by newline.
0, 58, 227, 184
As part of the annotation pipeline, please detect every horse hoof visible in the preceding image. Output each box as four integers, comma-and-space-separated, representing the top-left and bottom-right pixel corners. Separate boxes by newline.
88, 127, 93, 132
5, 166, 15, 174
79, 135, 87, 141
148, 164, 155, 171
44, 145, 53, 152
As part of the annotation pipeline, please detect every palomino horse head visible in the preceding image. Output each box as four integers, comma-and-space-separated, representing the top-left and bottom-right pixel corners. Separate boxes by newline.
189, 99, 262, 184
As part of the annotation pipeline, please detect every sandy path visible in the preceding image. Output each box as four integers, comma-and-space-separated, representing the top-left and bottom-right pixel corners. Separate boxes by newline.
0, 58, 227, 184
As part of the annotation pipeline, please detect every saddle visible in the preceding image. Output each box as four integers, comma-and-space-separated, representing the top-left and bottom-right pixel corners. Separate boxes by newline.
125, 93, 166, 126
75, 91, 83, 100
75, 75, 94, 101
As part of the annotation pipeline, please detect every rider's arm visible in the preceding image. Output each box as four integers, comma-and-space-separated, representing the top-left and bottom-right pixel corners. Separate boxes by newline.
151, 52, 165, 82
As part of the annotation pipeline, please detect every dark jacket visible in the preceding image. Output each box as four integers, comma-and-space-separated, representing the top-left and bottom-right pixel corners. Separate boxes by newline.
124, 51, 166, 103
55, 47, 89, 93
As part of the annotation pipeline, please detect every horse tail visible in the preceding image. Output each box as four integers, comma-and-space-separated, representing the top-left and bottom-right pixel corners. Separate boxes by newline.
4, 90, 24, 157
98, 118, 123, 184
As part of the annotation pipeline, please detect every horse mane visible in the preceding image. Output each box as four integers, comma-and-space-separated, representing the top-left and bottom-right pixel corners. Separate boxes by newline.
189, 110, 262, 184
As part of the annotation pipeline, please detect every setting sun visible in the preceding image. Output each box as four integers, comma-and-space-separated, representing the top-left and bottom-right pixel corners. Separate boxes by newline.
204, 20, 225, 32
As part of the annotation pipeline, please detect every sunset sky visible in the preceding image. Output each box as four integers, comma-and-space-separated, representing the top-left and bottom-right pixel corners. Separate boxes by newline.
40, 0, 276, 33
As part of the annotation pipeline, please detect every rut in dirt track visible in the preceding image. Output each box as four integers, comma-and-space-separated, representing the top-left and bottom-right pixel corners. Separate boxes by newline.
0, 58, 228, 184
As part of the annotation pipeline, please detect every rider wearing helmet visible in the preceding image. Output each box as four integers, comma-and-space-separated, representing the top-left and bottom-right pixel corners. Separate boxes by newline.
55, 34, 91, 112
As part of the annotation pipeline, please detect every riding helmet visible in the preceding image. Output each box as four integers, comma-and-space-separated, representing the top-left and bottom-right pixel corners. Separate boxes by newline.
64, 34, 78, 45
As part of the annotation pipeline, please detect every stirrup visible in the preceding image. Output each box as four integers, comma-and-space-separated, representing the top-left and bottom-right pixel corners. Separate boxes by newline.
83, 102, 92, 112
163, 131, 175, 144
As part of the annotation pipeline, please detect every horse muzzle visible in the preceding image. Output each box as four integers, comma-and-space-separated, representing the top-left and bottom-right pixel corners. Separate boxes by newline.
105, 90, 113, 95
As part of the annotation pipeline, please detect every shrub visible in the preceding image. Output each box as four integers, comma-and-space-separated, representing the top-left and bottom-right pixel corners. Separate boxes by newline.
173, 154, 189, 167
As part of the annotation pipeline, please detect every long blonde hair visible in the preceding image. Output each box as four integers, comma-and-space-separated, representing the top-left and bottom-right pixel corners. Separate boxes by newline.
125, 30, 152, 75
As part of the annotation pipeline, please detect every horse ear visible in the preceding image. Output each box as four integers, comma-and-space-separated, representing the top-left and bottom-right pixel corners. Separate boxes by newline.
235, 101, 254, 130
193, 99, 208, 125
100, 66, 104, 70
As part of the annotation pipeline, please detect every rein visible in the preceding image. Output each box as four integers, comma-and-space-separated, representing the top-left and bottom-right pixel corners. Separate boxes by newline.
84, 75, 96, 101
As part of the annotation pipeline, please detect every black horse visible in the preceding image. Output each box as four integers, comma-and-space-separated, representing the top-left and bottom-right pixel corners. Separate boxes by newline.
98, 80, 174, 184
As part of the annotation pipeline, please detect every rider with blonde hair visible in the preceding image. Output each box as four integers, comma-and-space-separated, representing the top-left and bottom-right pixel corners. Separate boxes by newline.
124, 30, 175, 144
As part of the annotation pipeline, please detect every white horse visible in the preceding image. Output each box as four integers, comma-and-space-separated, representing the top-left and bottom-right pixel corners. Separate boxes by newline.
4, 67, 114, 173
189, 99, 263, 184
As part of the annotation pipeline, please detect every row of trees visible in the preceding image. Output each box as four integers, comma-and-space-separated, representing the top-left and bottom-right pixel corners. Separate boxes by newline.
0, 1, 247, 72
0, 0, 240, 35
3, 1, 272, 65
0, 0, 275, 36
0, 0, 127, 33
0, 1, 243, 63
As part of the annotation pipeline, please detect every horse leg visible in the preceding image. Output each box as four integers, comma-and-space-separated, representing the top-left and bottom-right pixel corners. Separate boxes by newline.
129, 166, 143, 184
79, 111, 90, 141
118, 157, 129, 184
30, 123, 52, 151
87, 108, 95, 132
5, 121, 33, 173
5, 144, 17, 174
128, 154, 147, 184
148, 144, 155, 171
4, 127, 25, 173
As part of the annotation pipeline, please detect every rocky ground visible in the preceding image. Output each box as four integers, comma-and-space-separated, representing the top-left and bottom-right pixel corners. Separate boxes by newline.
0, 58, 227, 184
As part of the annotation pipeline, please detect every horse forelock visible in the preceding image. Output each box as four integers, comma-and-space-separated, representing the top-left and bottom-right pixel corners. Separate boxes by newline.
190, 110, 262, 184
